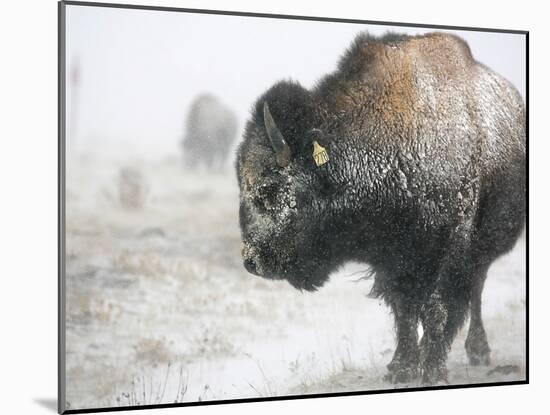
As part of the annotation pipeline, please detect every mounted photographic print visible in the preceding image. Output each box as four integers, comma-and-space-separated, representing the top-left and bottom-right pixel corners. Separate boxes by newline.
58, 1, 528, 413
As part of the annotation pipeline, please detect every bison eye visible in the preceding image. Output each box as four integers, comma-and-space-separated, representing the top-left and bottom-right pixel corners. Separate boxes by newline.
253, 183, 279, 212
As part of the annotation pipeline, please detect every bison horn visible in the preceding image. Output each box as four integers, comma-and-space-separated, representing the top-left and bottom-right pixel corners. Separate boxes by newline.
263, 102, 291, 168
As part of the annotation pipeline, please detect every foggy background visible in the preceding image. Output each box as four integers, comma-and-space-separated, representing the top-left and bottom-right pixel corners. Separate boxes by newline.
65, 5, 526, 161
63, 4, 526, 411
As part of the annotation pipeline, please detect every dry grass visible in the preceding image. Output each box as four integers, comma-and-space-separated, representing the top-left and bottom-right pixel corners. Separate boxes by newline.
112, 363, 190, 407
134, 338, 175, 365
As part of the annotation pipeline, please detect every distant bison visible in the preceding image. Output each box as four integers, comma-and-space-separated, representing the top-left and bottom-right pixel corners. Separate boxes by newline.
237, 33, 525, 384
182, 94, 238, 169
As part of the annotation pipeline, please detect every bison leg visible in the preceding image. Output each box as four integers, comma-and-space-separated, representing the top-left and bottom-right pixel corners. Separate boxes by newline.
465, 266, 491, 366
385, 299, 420, 383
418, 212, 482, 384
419, 289, 450, 385
420, 264, 476, 384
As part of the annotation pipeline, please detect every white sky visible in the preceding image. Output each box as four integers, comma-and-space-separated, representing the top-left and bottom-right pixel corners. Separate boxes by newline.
65, 5, 526, 161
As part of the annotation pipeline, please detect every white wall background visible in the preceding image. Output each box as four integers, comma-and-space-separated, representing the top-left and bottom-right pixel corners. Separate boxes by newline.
65, 5, 525, 160
0, 1, 546, 415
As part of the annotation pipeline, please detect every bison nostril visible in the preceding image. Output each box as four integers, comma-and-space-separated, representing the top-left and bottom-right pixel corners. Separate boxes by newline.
243, 257, 258, 275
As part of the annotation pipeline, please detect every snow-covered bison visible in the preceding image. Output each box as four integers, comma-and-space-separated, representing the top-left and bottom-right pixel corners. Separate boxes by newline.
182, 93, 238, 169
236, 32, 525, 384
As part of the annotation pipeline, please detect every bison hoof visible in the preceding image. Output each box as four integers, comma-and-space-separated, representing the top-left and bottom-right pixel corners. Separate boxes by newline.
465, 338, 491, 366
421, 364, 448, 385
385, 363, 418, 384
467, 351, 491, 366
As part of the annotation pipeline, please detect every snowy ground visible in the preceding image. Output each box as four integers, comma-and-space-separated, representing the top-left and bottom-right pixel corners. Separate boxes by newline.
64, 157, 526, 411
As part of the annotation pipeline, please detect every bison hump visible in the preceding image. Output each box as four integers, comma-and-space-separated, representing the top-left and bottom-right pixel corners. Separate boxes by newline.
337, 32, 474, 83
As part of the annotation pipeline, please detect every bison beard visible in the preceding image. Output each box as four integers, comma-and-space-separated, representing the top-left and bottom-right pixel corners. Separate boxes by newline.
236, 32, 525, 385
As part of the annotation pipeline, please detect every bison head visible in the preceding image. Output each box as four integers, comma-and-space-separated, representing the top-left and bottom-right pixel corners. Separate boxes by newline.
236, 81, 342, 291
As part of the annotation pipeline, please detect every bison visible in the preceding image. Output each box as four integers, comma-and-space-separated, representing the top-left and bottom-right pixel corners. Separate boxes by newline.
182, 93, 238, 169
236, 32, 526, 385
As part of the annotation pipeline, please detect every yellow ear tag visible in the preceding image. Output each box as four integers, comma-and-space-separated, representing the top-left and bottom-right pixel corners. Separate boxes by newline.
312, 140, 329, 167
